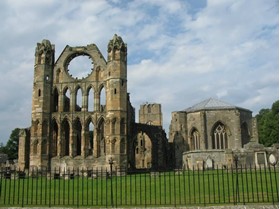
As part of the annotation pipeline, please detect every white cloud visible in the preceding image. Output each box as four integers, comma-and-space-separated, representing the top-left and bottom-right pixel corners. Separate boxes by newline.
0, 0, 278, 143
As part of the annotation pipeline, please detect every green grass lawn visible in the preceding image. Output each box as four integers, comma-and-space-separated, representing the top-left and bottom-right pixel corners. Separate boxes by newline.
0, 167, 278, 207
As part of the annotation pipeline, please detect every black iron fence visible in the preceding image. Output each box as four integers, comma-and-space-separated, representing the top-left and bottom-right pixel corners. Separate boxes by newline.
0, 164, 278, 208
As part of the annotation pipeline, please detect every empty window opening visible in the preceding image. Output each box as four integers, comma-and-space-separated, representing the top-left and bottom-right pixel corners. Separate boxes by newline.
98, 118, 105, 157
75, 87, 82, 111
63, 88, 71, 112
88, 87, 94, 112
62, 119, 70, 156
67, 54, 94, 79
52, 120, 58, 157
100, 87, 106, 111
74, 119, 82, 156
53, 88, 59, 112
88, 121, 94, 155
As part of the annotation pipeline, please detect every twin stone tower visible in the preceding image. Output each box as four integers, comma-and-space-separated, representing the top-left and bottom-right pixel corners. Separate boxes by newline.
18, 35, 169, 172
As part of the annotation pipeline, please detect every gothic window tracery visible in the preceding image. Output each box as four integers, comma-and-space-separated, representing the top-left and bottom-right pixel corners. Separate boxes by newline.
191, 129, 200, 150
212, 122, 228, 149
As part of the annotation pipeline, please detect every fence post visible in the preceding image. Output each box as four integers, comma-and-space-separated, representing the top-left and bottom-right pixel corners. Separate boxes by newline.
233, 155, 239, 205
273, 164, 278, 202
109, 157, 114, 208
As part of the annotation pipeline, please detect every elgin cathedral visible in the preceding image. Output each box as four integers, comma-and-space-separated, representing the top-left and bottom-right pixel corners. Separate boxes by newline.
18, 35, 278, 172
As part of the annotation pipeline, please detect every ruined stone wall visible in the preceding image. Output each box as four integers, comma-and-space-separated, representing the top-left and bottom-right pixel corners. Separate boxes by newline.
19, 35, 130, 171
139, 103, 162, 126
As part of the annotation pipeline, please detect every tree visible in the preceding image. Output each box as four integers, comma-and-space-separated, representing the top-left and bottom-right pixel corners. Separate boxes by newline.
5, 128, 20, 160
256, 100, 279, 146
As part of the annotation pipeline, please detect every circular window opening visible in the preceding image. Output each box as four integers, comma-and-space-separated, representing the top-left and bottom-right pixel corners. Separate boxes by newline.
67, 54, 94, 79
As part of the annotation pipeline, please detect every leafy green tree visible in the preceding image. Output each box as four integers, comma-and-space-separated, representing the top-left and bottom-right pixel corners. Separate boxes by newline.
0, 142, 7, 154
256, 100, 279, 146
5, 128, 20, 160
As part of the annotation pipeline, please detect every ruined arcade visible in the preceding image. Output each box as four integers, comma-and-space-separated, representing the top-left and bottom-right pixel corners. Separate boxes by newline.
18, 35, 169, 171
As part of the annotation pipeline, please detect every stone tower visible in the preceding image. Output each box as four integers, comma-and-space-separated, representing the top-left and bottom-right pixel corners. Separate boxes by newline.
106, 34, 128, 168
30, 40, 55, 169
139, 103, 162, 126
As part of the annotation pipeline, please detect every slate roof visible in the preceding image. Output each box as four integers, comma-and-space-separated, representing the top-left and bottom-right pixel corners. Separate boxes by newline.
183, 98, 250, 113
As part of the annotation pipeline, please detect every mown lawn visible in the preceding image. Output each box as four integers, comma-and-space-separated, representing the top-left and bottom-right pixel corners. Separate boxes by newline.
0, 167, 278, 207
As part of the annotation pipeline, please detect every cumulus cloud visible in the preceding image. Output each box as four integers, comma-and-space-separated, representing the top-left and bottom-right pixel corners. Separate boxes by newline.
0, 0, 278, 142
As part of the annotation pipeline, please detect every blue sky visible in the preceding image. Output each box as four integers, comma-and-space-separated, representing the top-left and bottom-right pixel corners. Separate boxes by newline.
0, 0, 278, 143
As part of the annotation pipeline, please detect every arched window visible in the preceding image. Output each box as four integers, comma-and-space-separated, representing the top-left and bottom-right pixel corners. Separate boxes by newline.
191, 129, 200, 150
135, 132, 152, 169
98, 118, 105, 156
112, 118, 116, 134
75, 87, 82, 111
212, 122, 228, 149
88, 121, 94, 155
87, 87, 94, 112
53, 88, 59, 112
51, 119, 58, 157
100, 86, 106, 111
73, 118, 82, 156
62, 119, 70, 156
63, 88, 70, 112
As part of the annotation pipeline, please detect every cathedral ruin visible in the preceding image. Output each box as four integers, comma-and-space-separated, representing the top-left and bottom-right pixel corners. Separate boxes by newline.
18, 35, 278, 172
18, 35, 169, 172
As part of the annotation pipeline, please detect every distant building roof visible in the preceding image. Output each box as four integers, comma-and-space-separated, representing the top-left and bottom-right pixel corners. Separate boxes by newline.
183, 98, 251, 113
